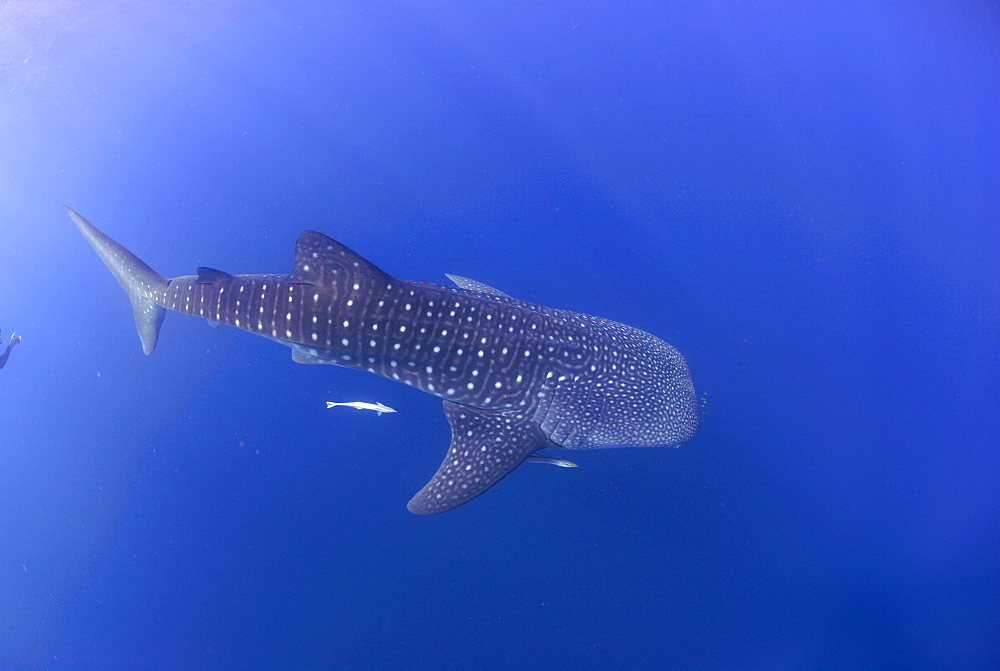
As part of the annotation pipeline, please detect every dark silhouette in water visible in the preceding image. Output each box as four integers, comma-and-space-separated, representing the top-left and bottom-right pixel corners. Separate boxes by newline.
0, 331, 20, 369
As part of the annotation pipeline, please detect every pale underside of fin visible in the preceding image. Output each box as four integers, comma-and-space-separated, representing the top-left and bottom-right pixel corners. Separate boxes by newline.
290, 344, 337, 364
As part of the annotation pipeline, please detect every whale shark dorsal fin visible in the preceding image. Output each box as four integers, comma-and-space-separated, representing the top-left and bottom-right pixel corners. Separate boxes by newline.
289, 230, 392, 288
196, 267, 232, 284
194, 269, 227, 327
445, 274, 510, 297
407, 401, 545, 514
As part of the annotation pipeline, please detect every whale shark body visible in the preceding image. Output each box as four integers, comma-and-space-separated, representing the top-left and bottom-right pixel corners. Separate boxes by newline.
68, 208, 699, 514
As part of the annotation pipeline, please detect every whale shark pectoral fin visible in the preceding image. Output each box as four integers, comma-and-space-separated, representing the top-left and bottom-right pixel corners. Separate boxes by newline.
407, 402, 546, 515
444, 274, 511, 298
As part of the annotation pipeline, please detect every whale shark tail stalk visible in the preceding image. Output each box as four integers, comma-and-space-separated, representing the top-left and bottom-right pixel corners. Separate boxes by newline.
67, 207, 167, 355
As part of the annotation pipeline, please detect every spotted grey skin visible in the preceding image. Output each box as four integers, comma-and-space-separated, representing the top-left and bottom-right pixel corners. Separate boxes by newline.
68, 208, 699, 514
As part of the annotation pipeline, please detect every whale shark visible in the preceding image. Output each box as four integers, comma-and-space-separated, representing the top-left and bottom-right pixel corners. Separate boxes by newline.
68, 208, 699, 514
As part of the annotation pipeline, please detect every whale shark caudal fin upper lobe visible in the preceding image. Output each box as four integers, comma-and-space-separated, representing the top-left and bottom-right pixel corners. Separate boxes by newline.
66, 207, 168, 355
407, 401, 548, 514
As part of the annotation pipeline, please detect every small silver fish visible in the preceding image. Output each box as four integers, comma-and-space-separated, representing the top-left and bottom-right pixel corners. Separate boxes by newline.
525, 453, 578, 468
326, 401, 397, 416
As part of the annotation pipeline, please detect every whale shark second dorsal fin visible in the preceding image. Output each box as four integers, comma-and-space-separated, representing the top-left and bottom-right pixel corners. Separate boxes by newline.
196, 267, 232, 284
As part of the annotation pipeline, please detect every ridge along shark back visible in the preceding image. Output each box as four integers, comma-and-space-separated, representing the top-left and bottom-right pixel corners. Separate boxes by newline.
68, 208, 699, 514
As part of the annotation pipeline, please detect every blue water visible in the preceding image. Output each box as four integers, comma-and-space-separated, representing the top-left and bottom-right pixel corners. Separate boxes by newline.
2, 3, 997, 668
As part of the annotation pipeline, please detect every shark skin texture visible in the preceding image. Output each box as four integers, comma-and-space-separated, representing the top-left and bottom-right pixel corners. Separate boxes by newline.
68, 208, 699, 514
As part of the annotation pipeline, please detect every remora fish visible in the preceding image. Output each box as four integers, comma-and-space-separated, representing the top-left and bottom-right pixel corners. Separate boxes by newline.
525, 454, 579, 468
326, 401, 397, 416
68, 208, 699, 514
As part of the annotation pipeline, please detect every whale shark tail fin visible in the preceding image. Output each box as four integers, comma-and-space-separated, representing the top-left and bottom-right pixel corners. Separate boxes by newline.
67, 208, 168, 355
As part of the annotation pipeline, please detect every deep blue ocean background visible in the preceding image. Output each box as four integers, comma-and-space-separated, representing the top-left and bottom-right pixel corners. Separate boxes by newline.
1, 2, 997, 668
